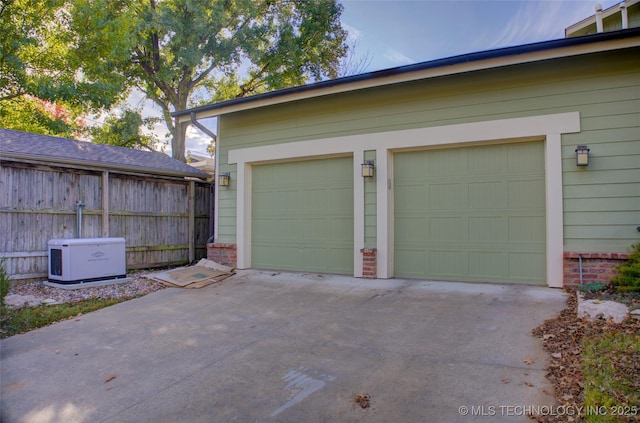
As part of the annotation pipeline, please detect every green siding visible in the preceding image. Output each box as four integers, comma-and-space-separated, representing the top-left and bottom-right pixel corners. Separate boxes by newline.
394, 142, 546, 284
218, 49, 640, 254
364, 150, 377, 249
251, 157, 354, 274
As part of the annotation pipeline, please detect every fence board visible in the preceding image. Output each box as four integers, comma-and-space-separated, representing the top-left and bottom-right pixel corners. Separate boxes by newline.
0, 161, 211, 282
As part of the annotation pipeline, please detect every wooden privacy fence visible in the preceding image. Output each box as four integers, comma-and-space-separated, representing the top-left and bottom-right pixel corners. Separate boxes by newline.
1, 161, 212, 282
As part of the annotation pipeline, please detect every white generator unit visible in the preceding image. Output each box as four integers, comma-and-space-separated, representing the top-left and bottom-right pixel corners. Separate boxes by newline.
48, 237, 126, 284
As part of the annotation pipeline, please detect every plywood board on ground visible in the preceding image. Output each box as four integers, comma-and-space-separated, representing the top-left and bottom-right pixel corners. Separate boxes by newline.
144, 259, 235, 288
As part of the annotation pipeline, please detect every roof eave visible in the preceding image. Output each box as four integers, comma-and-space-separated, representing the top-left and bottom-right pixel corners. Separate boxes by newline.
175, 28, 640, 123
1, 151, 209, 180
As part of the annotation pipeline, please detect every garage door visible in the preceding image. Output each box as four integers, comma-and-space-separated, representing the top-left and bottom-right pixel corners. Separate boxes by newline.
252, 157, 354, 274
394, 142, 546, 284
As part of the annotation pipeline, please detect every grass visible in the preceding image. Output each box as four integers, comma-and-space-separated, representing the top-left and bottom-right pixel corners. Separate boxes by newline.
582, 330, 640, 422
0, 297, 131, 339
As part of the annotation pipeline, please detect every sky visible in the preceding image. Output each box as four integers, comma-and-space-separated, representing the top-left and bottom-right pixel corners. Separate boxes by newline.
140, 0, 621, 158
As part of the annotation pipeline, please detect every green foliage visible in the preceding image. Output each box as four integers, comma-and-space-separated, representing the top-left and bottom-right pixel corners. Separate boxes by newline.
0, 0, 122, 110
0, 297, 128, 338
611, 243, 640, 293
68, 0, 349, 160
2, 0, 349, 156
578, 282, 607, 294
206, 140, 216, 158
90, 109, 164, 151
0, 259, 10, 309
0, 96, 82, 137
582, 332, 640, 422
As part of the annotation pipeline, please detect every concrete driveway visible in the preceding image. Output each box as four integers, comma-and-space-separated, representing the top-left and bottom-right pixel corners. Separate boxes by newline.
1, 270, 566, 423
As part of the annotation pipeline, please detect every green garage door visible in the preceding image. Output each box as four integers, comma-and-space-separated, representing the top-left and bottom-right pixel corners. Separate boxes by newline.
394, 142, 546, 284
252, 156, 354, 274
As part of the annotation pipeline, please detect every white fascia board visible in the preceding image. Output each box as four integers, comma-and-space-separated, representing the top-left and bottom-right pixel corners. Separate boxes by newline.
376, 149, 393, 279
545, 134, 565, 288
229, 112, 580, 164
353, 150, 365, 278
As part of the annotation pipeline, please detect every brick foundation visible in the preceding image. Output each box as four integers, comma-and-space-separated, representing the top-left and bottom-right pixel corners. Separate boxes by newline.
361, 248, 377, 278
563, 252, 629, 287
207, 243, 237, 267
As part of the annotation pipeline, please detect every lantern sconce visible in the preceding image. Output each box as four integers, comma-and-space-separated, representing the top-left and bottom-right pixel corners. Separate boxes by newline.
575, 145, 590, 166
361, 160, 375, 178
218, 172, 231, 187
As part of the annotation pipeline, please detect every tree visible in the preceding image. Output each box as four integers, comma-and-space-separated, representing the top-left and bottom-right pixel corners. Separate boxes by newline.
0, 0, 123, 109
90, 109, 163, 151
207, 141, 216, 158
68, 0, 349, 161
338, 39, 373, 78
0, 95, 83, 137
0, 0, 126, 138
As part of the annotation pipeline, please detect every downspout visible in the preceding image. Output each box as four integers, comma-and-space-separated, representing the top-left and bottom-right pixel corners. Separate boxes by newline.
189, 112, 217, 243
190, 112, 217, 143
621, 1, 628, 30
578, 253, 584, 285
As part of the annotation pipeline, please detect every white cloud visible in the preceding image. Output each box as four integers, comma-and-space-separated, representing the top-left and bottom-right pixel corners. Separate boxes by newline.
186, 123, 216, 157
482, 1, 611, 50
126, 89, 213, 157
384, 48, 415, 66
343, 22, 362, 43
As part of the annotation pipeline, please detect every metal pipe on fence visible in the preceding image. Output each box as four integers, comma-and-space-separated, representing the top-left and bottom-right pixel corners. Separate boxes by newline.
77, 201, 85, 238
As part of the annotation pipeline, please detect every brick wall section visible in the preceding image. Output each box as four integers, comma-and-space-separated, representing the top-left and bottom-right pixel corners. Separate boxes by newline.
563, 252, 629, 287
207, 243, 237, 267
361, 248, 377, 278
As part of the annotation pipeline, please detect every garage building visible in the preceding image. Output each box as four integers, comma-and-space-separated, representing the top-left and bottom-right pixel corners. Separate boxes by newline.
174, 28, 640, 287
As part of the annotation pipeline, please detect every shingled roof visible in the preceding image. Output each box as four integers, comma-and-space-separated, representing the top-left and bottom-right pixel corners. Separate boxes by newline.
0, 128, 208, 179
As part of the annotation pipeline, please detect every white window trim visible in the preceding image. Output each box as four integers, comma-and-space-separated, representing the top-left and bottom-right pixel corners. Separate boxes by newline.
228, 112, 580, 287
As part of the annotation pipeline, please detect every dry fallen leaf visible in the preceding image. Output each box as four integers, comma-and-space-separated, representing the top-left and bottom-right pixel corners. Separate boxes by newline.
524, 381, 535, 387
524, 358, 534, 365
104, 374, 117, 383
352, 393, 371, 409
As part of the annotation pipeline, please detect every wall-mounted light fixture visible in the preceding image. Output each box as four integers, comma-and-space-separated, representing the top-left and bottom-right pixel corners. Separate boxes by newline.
575, 145, 590, 166
218, 172, 231, 187
361, 160, 375, 178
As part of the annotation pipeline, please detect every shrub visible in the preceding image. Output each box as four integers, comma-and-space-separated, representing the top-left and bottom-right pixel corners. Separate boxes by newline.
0, 259, 10, 308
610, 243, 640, 293
578, 282, 606, 294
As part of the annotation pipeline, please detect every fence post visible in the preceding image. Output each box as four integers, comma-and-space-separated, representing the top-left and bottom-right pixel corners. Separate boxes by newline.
102, 171, 110, 237
189, 180, 195, 263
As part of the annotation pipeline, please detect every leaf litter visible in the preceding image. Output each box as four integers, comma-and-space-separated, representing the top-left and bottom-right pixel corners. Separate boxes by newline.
530, 291, 640, 422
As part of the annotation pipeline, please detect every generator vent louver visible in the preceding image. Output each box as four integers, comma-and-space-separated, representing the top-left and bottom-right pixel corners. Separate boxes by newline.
48, 238, 126, 284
